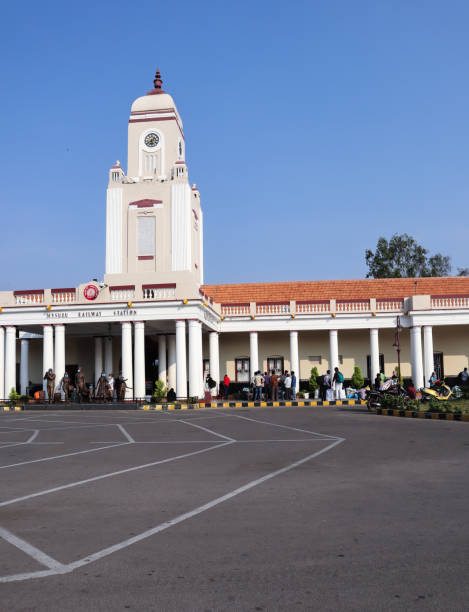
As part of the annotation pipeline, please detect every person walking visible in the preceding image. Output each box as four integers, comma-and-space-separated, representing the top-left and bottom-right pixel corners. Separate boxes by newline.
271, 370, 279, 401
332, 366, 344, 399
291, 371, 297, 400
284, 371, 292, 400
253, 371, 264, 401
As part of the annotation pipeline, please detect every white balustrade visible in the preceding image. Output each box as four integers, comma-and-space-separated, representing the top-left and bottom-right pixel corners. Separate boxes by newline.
143, 286, 176, 300
256, 303, 290, 315
431, 295, 469, 309
52, 291, 76, 304
336, 301, 370, 313
110, 288, 135, 301
221, 303, 250, 316
14, 292, 44, 305
296, 301, 330, 314
376, 299, 404, 312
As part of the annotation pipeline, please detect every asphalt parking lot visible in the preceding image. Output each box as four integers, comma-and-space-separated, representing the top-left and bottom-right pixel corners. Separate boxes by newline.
1, 406, 468, 611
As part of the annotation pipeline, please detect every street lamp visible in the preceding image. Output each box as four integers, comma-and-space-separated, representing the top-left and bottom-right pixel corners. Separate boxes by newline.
392, 315, 403, 382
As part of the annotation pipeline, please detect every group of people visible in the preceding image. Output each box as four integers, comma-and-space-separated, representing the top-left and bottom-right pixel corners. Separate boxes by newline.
42, 368, 128, 403
250, 370, 298, 400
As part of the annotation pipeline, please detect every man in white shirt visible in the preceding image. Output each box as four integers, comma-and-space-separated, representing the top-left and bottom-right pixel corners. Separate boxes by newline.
107, 373, 115, 402
284, 372, 292, 400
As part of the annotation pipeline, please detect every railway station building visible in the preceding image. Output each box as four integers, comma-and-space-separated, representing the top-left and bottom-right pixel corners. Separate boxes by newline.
1, 71, 469, 399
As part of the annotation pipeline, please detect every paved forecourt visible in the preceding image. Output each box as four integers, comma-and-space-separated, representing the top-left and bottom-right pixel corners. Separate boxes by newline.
1, 407, 469, 611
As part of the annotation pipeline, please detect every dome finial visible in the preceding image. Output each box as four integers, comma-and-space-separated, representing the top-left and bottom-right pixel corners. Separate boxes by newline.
153, 68, 163, 90
146, 68, 166, 95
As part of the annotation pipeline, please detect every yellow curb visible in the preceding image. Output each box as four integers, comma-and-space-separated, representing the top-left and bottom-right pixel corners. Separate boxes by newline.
336, 400, 342, 406
462, 414, 469, 422
393, 410, 400, 417
142, 405, 150, 411
272, 402, 279, 407
310, 401, 317, 406
446, 413, 454, 420
323, 401, 329, 406
361, 400, 367, 405
247, 402, 254, 407
14, 406, 22, 411
431, 413, 439, 419
297, 401, 304, 406
285, 401, 292, 407
168, 405, 175, 411
180, 405, 188, 410
223, 402, 229, 407
154, 405, 163, 411
4, 406, 10, 412
417, 411, 425, 418
260, 402, 267, 407
235, 402, 242, 407
405, 410, 413, 417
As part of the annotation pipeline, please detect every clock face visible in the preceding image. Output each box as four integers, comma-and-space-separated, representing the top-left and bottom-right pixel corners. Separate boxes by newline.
144, 133, 159, 148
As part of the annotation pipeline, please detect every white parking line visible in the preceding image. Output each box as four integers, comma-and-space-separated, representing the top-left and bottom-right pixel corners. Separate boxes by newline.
179, 419, 236, 442
0, 441, 231, 507
116, 424, 135, 443
0, 442, 130, 470
0, 436, 343, 583
0, 527, 65, 572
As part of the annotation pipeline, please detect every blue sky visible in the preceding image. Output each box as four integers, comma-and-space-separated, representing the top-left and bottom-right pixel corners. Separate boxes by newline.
1, 0, 468, 290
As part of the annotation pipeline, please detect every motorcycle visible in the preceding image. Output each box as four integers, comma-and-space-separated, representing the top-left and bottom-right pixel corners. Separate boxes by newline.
366, 380, 408, 411
421, 380, 452, 402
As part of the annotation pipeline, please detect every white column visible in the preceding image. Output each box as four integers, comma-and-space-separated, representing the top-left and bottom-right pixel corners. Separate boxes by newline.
94, 336, 103, 385
54, 325, 65, 393
0, 327, 4, 399
423, 325, 434, 385
290, 330, 299, 382
20, 338, 30, 396
175, 320, 187, 399
329, 329, 339, 373
370, 328, 380, 382
158, 335, 167, 384
188, 320, 203, 399
121, 322, 133, 400
5, 326, 17, 396
104, 336, 113, 375
410, 326, 424, 389
249, 332, 259, 379
42, 325, 54, 393
209, 332, 220, 392
167, 335, 177, 392
134, 321, 145, 399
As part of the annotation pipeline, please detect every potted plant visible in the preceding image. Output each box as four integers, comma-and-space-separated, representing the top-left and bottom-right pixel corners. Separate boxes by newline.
308, 367, 320, 399
153, 380, 167, 404
350, 366, 364, 390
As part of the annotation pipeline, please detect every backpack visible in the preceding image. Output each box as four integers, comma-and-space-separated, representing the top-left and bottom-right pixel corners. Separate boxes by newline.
337, 372, 344, 383
208, 378, 216, 389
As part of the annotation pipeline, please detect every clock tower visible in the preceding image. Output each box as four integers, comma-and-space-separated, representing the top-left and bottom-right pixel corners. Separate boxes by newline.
104, 69, 203, 297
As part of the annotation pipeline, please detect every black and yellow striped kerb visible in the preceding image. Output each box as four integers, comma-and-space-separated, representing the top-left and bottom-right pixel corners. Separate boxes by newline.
195, 399, 367, 409
376, 408, 469, 422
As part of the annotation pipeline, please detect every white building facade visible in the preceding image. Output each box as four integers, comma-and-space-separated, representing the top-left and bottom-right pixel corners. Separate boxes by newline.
1, 71, 469, 399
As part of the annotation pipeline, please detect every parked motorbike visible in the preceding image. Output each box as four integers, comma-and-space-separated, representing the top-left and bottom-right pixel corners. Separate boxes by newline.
421, 380, 452, 402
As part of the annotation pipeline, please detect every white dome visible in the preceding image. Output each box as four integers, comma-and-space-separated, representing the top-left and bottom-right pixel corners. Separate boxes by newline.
131, 92, 177, 113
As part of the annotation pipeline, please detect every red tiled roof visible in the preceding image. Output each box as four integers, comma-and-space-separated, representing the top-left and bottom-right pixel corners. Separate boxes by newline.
201, 277, 469, 303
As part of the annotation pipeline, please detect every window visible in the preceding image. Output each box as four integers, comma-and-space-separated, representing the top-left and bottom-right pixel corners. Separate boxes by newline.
203, 359, 210, 377
309, 355, 322, 364
267, 357, 284, 375
138, 217, 155, 257
178, 140, 183, 157
433, 352, 444, 379
366, 354, 385, 380
235, 358, 250, 382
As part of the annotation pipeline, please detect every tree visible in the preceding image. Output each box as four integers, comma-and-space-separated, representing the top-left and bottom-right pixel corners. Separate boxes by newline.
457, 268, 469, 276
153, 380, 167, 402
365, 234, 452, 278
350, 366, 364, 389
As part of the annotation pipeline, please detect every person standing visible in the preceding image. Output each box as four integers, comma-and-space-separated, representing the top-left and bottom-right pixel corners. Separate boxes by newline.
291, 371, 297, 400
271, 370, 279, 401
284, 371, 292, 400
322, 370, 331, 400
263, 371, 271, 400
223, 374, 230, 399
253, 371, 264, 401
332, 367, 344, 399
459, 367, 469, 386
107, 373, 115, 402
43, 369, 56, 404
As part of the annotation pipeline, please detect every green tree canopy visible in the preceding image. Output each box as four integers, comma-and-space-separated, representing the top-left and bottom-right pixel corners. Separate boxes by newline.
365, 234, 451, 278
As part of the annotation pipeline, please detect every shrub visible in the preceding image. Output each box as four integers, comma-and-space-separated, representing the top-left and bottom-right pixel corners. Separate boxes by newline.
350, 366, 364, 389
308, 367, 319, 394
153, 380, 167, 402
8, 388, 21, 403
